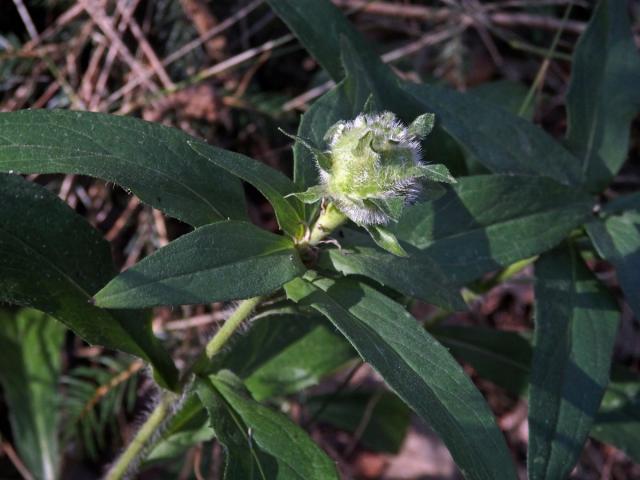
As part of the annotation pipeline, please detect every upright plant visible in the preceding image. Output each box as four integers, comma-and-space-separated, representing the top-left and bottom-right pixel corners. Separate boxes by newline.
0, 1, 639, 479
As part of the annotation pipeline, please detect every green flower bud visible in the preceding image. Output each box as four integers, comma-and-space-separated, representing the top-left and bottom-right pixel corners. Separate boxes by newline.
287, 110, 455, 256
322, 111, 430, 225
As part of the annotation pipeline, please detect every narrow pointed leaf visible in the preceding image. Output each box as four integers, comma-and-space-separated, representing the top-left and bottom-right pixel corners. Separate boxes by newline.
528, 244, 620, 480
591, 371, 640, 464
318, 228, 465, 311
565, 0, 640, 190
187, 140, 303, 236
402, 83, 581, 185
0, 110, 246, 226
586, 211, 640, 319
413, 164, 456, 184
266, 0, 382, 82
209, 310, 353, 401
368, 197, 405, 222
408, 112, 435, 139
364, 225, 408, 257
287, 185, 325, 205
94, 221, 306, 308
306, 390, 411, 453
0, 309, 65, 480
432, 325, 640, 463
285, 276, 517, 480
393, 175, 593, 285
0, 174, 178, 389
196, 378, 268, 479
197, 371, 339, 479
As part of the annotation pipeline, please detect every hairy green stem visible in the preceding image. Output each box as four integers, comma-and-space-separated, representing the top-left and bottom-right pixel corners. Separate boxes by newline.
205, 296, 264, 358
106, 295, 264, 479
308, 203, 347, 246
104, 392, 175, 480
105, 205, 346, 478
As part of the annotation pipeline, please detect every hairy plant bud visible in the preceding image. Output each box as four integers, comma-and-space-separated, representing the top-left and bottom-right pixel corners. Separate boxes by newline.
288, 110, 454, 256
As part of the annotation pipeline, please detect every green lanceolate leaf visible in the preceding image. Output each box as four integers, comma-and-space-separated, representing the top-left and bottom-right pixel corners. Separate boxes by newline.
591, 370, 640, 464
266, 0, 381, 82
94, 221, 306, 308
287, 185, 325, 205
196, 377, 268, 479
285, 276, 517, 480
197, 371, 339, 480
413, 164, 456, 184
528, 243, 619, 480
432, 326, 532, 397
401, 83, 582, 185
306, 390, 411, 453
318, 228, 465, 311
0, 110, 246, 226
470, 80, 534, 120
210, 309, 353, 401
187, 140, 304, 237
367, 197, 405, 222
603, 191, 640, 214
432, 325, 640, 462
393, 174, 593, 285
364, 225, 408, 257
587, 210, 640, 319
565, 0, 640, 191
0, 174, 178, 389
408, 112, 436, 139
0, 309, 65, 480
293, 79, 354, 203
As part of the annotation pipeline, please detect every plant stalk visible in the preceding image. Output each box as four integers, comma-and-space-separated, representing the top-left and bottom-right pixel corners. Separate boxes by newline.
105, 205, 346, 478
104, 392, 175, 480
205, 295, 264, 359
105, 295, 264, 479
307, 203, 347, 246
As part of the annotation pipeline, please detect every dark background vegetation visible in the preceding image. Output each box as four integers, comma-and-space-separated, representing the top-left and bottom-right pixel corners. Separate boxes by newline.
0, 1, 639, 478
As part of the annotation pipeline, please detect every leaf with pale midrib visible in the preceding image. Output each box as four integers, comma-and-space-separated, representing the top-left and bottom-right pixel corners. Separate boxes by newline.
285, 275, 517, 480
0, 174, 178, 389
528, 243, 619, 480
0, 110, 247, 226
565, 0, 640, 191
0, 309, 65, 480
94, 221, 306, 308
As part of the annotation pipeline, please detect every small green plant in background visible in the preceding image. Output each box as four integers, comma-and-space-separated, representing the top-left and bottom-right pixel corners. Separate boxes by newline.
0, 0, 639, 479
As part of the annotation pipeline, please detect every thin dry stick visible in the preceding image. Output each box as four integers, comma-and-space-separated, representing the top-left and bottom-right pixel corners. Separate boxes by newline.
23, 3, 84, 50
79, 42, 107, 105
0, 441, 34, 480
80, 360, 144, 418
113, 0, 175, 89
12, 0, 38, 40
80, 0, 159, 92
283, 23, 469, 111
110, 33, 294, 110
332, 0, 585, 33
464, 0, 504, 67
91, 0, 142, 108
164, 312, 226, 331
164, 0, 264, 66
105, 196, 141, 242
107, 0, 264, 108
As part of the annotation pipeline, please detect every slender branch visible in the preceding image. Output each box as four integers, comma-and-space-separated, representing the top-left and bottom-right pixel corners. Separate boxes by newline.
205, 296, 264, 359
105, 203, 348, 478
104, 392, 176, 480
105, 295, 264, 479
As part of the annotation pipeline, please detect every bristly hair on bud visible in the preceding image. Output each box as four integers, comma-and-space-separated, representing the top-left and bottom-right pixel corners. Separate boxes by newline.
287, 110, 455, 256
